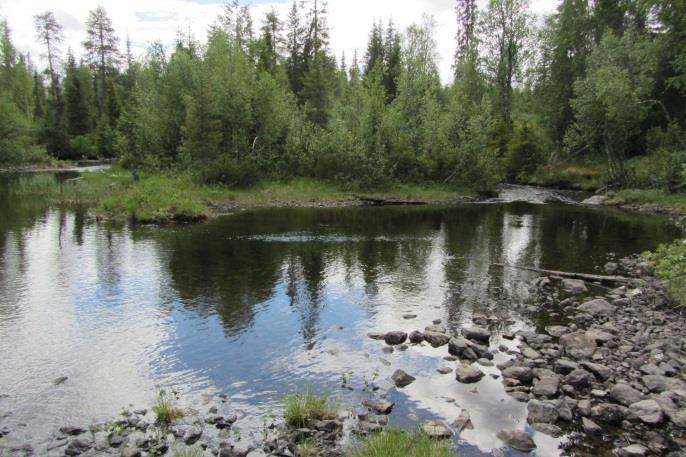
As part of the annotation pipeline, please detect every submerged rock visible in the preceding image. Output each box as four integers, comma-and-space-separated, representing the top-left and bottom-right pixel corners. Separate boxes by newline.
383, 331, 408, 345
455, 365, 485, 384
391, 370, 416, 388
421, 420, 452, 439
496, 430, 536, 452
361, 399, 394, 415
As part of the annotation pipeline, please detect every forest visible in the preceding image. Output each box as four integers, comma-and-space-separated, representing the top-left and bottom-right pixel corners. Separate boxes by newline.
1, 0, 685, 195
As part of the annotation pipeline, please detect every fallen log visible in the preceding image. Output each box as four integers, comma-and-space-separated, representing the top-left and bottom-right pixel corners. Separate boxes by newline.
492, 263, 632, 285
354, 196, 427, 206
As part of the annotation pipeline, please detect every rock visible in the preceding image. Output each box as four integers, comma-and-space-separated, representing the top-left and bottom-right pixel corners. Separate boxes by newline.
582, 195, 608, 205
421, 421, 452, 439
545, 325, 569, 337
109, 434, 125, 447
384, 331, 408, 345
533, 376, 560, 398
455, 364, 485, 384
585, 329, 614, 345
183, 427, 202, 445
362, 399, 394, 415
560, 332, 597, 359
582, 417, 602, 434
562, 279, 588, 294
554, 359, 578, 375
578, 298, 616, 316
423, 331, 450, 347
65, 439, 91, 456
565, 368, 593, 388
313, 419, 342, 432
591, 403, 627, 424
605, 262, 619, 274
60, 426, 86, 436
53, 376, 69, 386
580, 361, 613, 381
496, 430, 536, 453
527, 400, 559, 424
121, 449, 142, 457
403, 314, 417, 320
610, 384, 645, 406
408, 331, 424, 343
391, 370, 416, 388
642, 375, 686, 394
501, 366, 534, 383
452, 410, 473, 432
368, 332, 385, 340
617, 444, 649, 457
437, 367, 453, 374
531, 422, 563, 437
462, 326, 491, 343
521, 347, 542, 359
630, 399, 663, 425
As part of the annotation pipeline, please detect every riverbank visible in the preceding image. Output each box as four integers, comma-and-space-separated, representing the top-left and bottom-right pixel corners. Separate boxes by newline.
13, 168, 476, 224
3, 254, 685, 456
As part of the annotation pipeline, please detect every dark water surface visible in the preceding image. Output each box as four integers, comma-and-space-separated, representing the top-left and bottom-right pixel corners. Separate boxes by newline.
0, 173, 681, 456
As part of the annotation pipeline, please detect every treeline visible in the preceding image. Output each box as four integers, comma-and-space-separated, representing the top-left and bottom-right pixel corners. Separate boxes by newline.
1, 0, 685, 192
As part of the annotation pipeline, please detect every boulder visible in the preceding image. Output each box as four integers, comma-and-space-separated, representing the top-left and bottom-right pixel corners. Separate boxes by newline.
532, 376, 560, 398
565, 368, 593, 388
580, 362, 613, 381
582, 417, 602, 434
384, 331, 408, 345
591, 403, 627, 424
408, 330, 424, 344
462, 326, 491, 343
496, 430, 536, 452
391, 370, 416, 388
362, 399, 395, 415
502, 366, 534, 383
423, 331, 451, 347
455, 365, 485, 384
531, 422, 563, 437
609, 384, 645, 407
617, 444, 649, 457
578, 298, 616, 316
421, 420, 452, 439
545, 325, 569, 337
629, 399, 663, 425
527, 400, 559, 424
562, 279, 588, 294
560, 332, 597, 359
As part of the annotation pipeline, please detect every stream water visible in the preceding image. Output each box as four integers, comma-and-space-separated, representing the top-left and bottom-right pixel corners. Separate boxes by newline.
0, 172, 681, 456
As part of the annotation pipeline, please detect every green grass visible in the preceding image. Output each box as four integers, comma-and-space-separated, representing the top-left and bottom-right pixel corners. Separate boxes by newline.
152, 390, 184, 425
529, 158, 607, 191
349, 428, 454, 457
644, 239, 686, 306
171, 446, 203, 457
283, 390, 338, 428
298, 438, 321, 457
606, 188, 686, 215
13, 167, 473, 223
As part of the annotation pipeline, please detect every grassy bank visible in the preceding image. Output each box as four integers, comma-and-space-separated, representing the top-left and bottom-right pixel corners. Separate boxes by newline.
644, 240, 686, 306
15, 167, 474, 223
605, 189, 686, 215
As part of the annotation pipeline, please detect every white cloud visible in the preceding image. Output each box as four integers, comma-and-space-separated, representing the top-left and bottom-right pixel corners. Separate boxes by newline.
1, 0, 559, 83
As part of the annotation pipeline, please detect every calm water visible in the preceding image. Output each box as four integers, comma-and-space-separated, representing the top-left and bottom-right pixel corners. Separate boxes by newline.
0, 172, 681, 456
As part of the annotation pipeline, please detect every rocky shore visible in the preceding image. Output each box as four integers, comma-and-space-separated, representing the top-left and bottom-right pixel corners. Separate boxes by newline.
2, 255, 686, 457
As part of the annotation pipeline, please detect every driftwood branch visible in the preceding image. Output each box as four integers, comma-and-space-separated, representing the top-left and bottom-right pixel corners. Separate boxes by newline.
354, 196, 427, 206
492, 263, 631, 285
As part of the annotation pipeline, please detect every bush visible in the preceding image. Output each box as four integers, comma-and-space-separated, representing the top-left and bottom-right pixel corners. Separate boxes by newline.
283, 390, 337, 428
197, 157, 259, 188
349, 428, 453, 457
505, 120, 546, 183
644, 239, 686, 305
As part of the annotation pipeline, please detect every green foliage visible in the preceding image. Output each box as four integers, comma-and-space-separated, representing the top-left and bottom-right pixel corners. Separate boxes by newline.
283, 390, 337, 428
349, 428, 453, 457
644, 239, 686, 306
171, 446, 203, 457
151, 390, 185, 425
505, 119, 546, 182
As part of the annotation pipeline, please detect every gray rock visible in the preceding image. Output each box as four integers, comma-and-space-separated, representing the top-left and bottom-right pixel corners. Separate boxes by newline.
425, 324, 447, 334
578, 298, 616, 316
362, 399, 394, 415
527, 400, 559, 424
562, 279, 588, 294
582, 195, 608, 206
384, 331, 408, 345
580, 361, 613, 381
462, 326, 491, 343
565, 368, 592, 388
610, 383, 645, 406
502, 366, 534, 383
60, 426, 86, 436
391, 370, 416, 388
367, 332, 385, 340
65, 439, 91, 456
455, 364, 485, 384
121, 449, 142, 457
560, 332, 597, 359
521, 347, 542, 359
183, 427, 202, 445
533, 376, 560, 398
408, 331, 424, 343
403, 314, 417, 320
496, 430, 536, 452
545, 325, 569, 337
423, 331, 450, 347
582, 417, 602, 434
437, 366, 453, 374
591, 403, 627, 424
630, 399, 663, 425
642, 375, 686, 394
531, 422, 563, 437
420, 420, 452, 439
554, 359, 578, 375
617, 444, 649, 457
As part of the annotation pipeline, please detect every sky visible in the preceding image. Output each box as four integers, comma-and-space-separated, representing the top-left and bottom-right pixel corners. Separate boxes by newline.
1, 0, 560, 83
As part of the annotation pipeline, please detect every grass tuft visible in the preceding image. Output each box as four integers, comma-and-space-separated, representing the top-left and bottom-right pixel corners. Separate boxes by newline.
349, 428, 453, 457
283, 389, 338, 428
152, 390, 184, 425
172, 445, 203, 457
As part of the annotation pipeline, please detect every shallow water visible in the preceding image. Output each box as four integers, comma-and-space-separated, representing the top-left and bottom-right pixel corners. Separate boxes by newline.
0, 172, 681, 456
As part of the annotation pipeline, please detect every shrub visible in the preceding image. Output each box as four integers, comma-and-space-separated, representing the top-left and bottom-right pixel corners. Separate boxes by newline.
197, 157, 259, 189
644, 239, 686, 306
